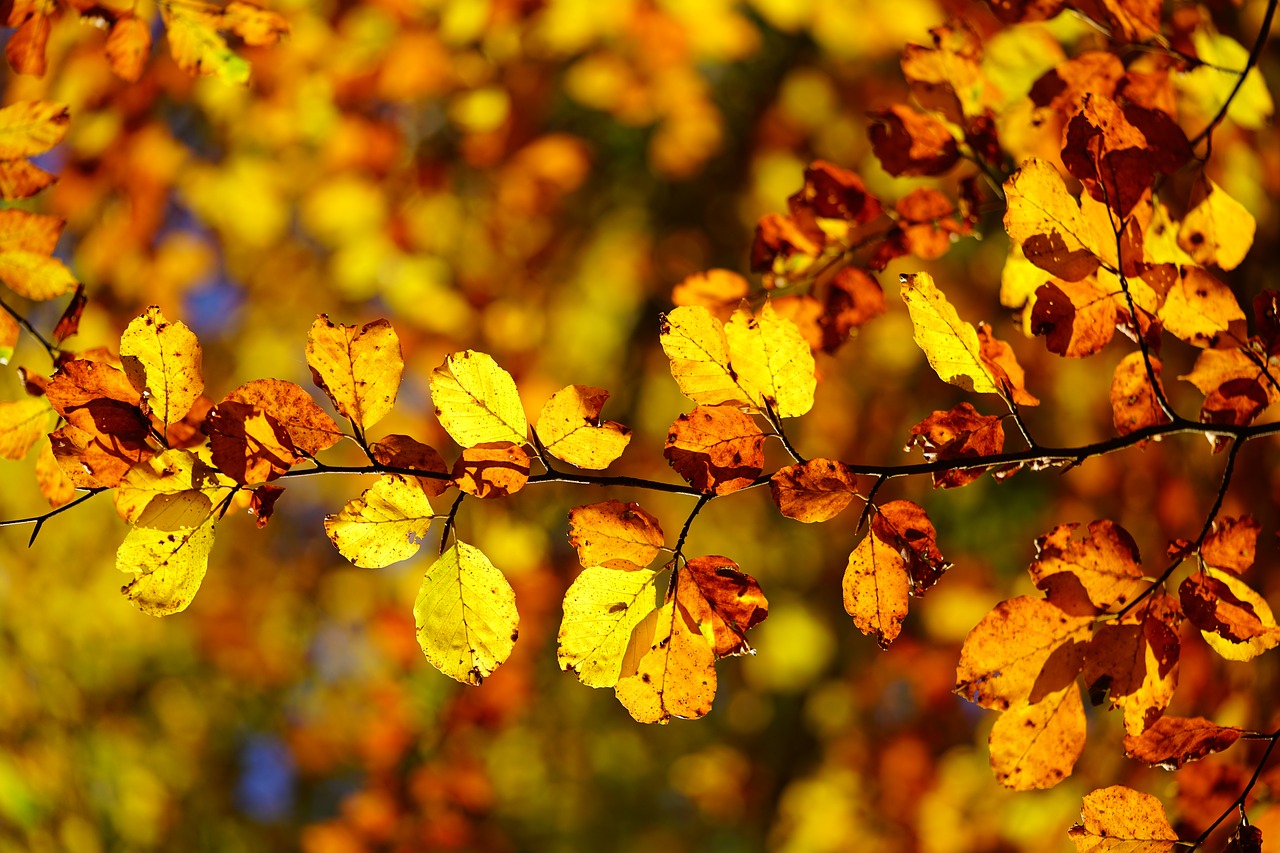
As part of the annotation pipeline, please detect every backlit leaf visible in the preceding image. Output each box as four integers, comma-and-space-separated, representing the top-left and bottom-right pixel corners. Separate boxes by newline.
106, 14, 152, 82
671, 268, 749, 320
535, 385, 631, 469
222, 1, 289, 46
724, 301, 816, 418
120, 306, 204, 429
114, 448, 236, 524
1176, 30, 1274, 131
659, 305, 749, 408
324, 474, 434, 568
34, 437, 73, 508
0, 396, 51, 459
116, 490, 219, 616
0, 209, 75, 300
429, 350, 527, 447
161, 0, 251, 85
1178, 177, 1255, 271
1028, 519, 1147, 612
1201, 515, 1259, 574
0, 101, 68, 159
568, 500, 665, 569
1122, 716, 1242, 770
869, 104, 960, 177
203, 400, 298, 485
370, 434, 450, 498
1158, 267, 1246, 348
956, 593, 1094, 711
879, 499, 950, 596
843, 517, 911, 649
223, 379, 343, 456
1031, 280, 1120, 358
1110, 352, 1171, 438
900, 272, 1000, 396
1004, 158, 1112, 281
906, 402, 1004, 489
664, 405, 765, 495
989, 682, 1086, 790
677, 556, 768, 657
770, 458, 859, 523
1181, 567, 1280, 661
306, 316, 403, 433
976, 323, 1039, 406
1068, 786, 1178, 852
558, 565, 660, 687
451, 442, 530, 499
614, 597, 717, 724
1083, 593, 1181, 735
414, 540, 518, 685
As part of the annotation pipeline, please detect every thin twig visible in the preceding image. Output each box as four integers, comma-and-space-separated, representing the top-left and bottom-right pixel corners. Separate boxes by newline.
0, 297, 60, 361
1191, 726, 1280, 848
0, 488, 109, 546
1188, 0, 1279, 148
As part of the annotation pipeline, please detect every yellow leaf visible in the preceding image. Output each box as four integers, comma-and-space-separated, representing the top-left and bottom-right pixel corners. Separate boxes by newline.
114, 448, 235, 523
1176, 30, 1274, 130
535, 385, 631, 469
429, 350, 527, 447
0, 100, 68, 159
724, 301, 816, 418
558, 565, 660, 687
843, 520, 910, 648
0, 250, 75, 301
1177, 178, 1255, 271
1157, 267, 1246, 348
659, 305, 751, 408
306, 316, 403, 433
161, 0, 251, 85
0, 396, 51, 459
324, 475, 435, 568
414, 540, 518, 685
120, 306, 205, 428
989, 682, 1086, 790
116, 490, 218, 616
1004, 157, 1113, 281
1068, 786, 1178, 852
35, 438, 74, 508
900, 272, 1000, 396
614, 597, 717, 724
1197, 567, 1280, 662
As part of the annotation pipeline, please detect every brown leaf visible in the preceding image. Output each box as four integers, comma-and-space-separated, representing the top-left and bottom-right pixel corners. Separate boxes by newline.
5, 0, 52, 76
906, 402, 1004, 489
1224, 824, 1264, 853
370, 434, 450, 498
1202, 516, 1260, 575
989, 682, 1086, 790
1180, 568, 1280, 660
1031, 280, 1120, 358
677, 556, 768, 657
568, 500, 665, 569
45, 358, 142, 416
106, 14, 152, 82
821, 268, 885, 351
1030, 519, 1147, 611
750, 213, 823, 273
1029, 51, 1125, 114
1110, 352, 1172, 438
792, 160, 881, 224
869, 105, 959, 177
222, 0, 289, 46
1122, 716, 1242, 769
1083, 593, 1181, 735
249, 484, 285, 529
203, 400, 299, 485
955, 594, 1093, 711
877, 500, 950, 596
664, 405, 765, 495
770, 458, 858, 523
900, 21, 996, 123
52, 284, 86, 344
451, 442, 530, 499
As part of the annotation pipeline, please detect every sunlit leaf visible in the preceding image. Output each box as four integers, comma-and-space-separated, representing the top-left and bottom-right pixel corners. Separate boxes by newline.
1180, 567, 1280, 661
1004, 158, 1113, 281
115, 448, 236, 523
306, 316, 403, 433
120, 306, 205, 429
116, 490, 219, 616
429, 350, 527, 447
0, 209, 75, 301
615, 597, 717, 724
1068, 786, 1178, 852
1083, 593, 1181, 735
843, 517, 911, 649
0, 396, 51, 459
677, 556, 768, 657
664, 405, 765, 495
161, 0, 251, 85
659, 305, 750, 408
414, 540, 518, 685
1178, 177, 1256, 271
324, 474, 434, 568
558, 565, 660, 687
724, 301, 816, 418
535, 385, 631, 469
370, 434, 450, 498
770, 458, 859, 523
1110, 352, 1171, 438
1158, 267, 1246, 349
900, 272, 1000, 396
1122, 716, 1242, 770
989, 682, 1085, 790
1028, 520, 1147, 612
451, 442, 530, 499
1202, 515, 1259, 575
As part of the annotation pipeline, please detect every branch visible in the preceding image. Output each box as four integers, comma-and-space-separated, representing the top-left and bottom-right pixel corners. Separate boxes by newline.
1190, 725, 1280, 849
0, 296, 60, 362
1188, 0, 1279, 149
0, 488, 108, 546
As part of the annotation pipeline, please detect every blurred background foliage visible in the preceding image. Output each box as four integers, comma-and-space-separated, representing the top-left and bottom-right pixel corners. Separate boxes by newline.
2, 0, 1280, 849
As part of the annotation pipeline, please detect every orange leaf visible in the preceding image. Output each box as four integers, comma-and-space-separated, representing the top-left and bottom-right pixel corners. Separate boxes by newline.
1004, 158, 1110, 282
1109, 352, 1171, 438
222, 0, 289, 46
663, 405, 764, 495
989, 682, 1086, 790
1158, 266, 1246, 349
1029, 519, 1147, 611
906, 402, 1004, 489
223, 379, 343, 456
671, 269, 749, 320
567, 500, 665, 569
976, 323, 1039, 406
676, 556, 768, 657
843, 516, 911, 648
1068, 786, 1178, 852
34, 436, 74, 508
1031, 280, 1120, 357
451, 442, 530, 499
955, 593, 1093, 711
869, 105, 959, 177
770, 458, 859, 523
821, 267, 885, 351
306, 316, 403, 433
5, 0, 54, 76
106, 14, 152, 83
878, 499, 949, 596
535, 385, 631, 470
203, 400, 299, 485
1202, 515, 1259, 575
614, 598, 717, 724
1083, 593, 1181, 735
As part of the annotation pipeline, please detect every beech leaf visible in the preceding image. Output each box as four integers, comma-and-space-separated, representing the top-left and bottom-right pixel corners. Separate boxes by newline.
429, 350, 527, 447
558, 565, 660, 688
414, 540, 518, 685
1068, 786, 1178, 852
324, 475, 435, 568
306, 316, 403, 433
120, 306, 205, 429
900, 272, 1000, 396
568, 500, 665, 570
116, 490, 219, 616
535, 385, 631, 469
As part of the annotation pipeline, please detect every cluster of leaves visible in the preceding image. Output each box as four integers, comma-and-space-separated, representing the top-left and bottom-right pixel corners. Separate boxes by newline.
3, 0, 1280, 849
